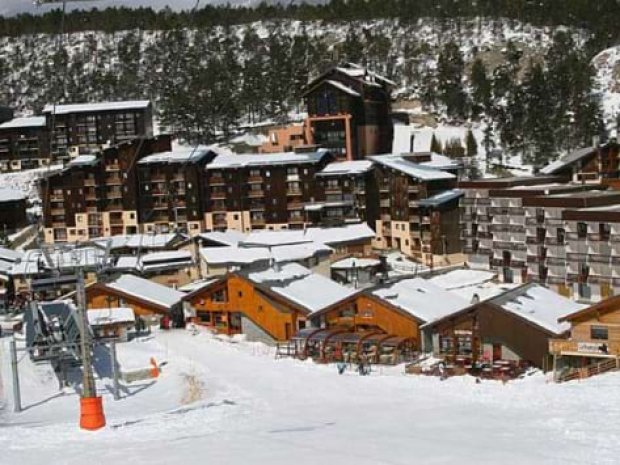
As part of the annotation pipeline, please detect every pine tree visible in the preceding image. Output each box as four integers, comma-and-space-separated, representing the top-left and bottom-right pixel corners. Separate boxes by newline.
430, 133, 443, 154
465, 129, 478, 157
437, 40, 467, 119
470, 57, 491, 119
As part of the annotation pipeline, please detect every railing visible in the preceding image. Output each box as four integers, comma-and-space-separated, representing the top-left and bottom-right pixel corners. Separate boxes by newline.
248, 190, 264, 198
287, 189, 303, 196
210, 176, 225, 185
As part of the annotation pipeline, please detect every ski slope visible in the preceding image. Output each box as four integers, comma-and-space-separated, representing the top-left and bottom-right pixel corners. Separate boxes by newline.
1, 329, 619, 464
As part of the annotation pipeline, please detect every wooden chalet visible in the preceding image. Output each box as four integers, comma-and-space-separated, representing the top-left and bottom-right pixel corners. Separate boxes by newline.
86, 274, 185, 327
550, 295, 620, 382
421, 283, 585, 371
183, 263, 356, 343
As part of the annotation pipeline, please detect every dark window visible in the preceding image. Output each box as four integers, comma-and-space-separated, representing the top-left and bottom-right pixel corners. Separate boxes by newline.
577, 222, 588, 239
557, 228, 565, 245
591, 325, 608, 340
536, 208, 545, 224
198, 312, 211, 323
599, 223, 611, 241
212, 289, 227, 303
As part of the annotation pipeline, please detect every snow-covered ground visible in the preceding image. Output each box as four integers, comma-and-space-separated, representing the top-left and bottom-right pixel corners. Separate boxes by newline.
2, 329, 620, 464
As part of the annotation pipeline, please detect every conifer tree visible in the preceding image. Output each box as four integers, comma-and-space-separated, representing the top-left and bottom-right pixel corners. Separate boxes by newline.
465, 129, 478, 157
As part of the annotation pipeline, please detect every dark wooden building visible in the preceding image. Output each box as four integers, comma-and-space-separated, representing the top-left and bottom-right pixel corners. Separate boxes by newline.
0, 188, 28, 233
204, 150, 333, 231
43, 100, 153, 162
312, 159, 378, 228
540, 140, 620, 183
0, 116, 50, 172
40, 135, 172, 243
302, 63, 393, 161
137, 147, 218, 235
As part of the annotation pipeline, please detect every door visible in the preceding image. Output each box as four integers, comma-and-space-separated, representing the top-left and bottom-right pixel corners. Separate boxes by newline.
492, 343, 502, 361
285, 323, 292, 340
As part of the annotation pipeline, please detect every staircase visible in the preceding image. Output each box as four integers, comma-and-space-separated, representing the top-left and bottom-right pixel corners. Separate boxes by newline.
557, 357, 619, 383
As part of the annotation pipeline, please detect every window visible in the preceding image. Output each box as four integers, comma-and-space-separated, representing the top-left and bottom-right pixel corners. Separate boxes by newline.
591, 325, 608, 340
577, 222, 588, 239
599, 223, 611, 241
557, 228, 565, 245
198, 312, 211, 323
238, 291, 243, 298
535, 208, 545, 224
212, 289, 227, 303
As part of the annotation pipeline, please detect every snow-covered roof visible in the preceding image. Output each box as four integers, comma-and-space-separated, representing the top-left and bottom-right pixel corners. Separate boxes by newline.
0, 187, 26, 202
140, 250, 192, 264
418, 189, 464, 207
115, 256, 139, 270
87, 307, 135, 326
429, 269, 496, 290
178, 278, 219, 293
336, 63, 396, 86
230, 133, 268, 147
418, 153, 461, 170
199, 230, 247, 247
242, 223, 374, 247
0, 116, 46, 129
106, 274, 184, 309
43, 100, 151, 115
68, 155, 98, 167
372, 278, 470, 323
92, 233, 186, 250
117, 251, 193, 272
490, 284, 586, 335
0, 246, 23, 263
540, 146, 595, 175
271, 242, 332, 263
10, 247, 107, 275
317, 160, 374, 176
325, 79, 361, 97
246, 263, 356, 313
137, 147, 215, 165
331, 257, 381, 269
200, 246, 271, 266
369, 154, 456, 181
207, 150, 330, 169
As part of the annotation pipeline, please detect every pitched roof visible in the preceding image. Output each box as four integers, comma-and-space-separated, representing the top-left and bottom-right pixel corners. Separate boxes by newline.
558, 294, 620, 323
87, 307, 135, 326
200, 246, 271, 266
0, 116, 46, 129
105, 274, 184, 309
137, 147, 215, 165
0, 187, 26, 202
198, 230, 247, 247
244, 263, 357, 313
242, 223, 374, 247
371, 278, 470, 323
369, 154, 456, 181
418, 189, 464, 207
488, 283, 586, 334
540, 146, 596, 174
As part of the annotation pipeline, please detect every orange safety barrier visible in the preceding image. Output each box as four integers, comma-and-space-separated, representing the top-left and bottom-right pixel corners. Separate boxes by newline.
80, 396, 106, 430
150, 357, 160, 378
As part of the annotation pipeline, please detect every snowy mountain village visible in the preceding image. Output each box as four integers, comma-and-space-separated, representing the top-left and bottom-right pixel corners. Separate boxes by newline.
2, 2, 620, 464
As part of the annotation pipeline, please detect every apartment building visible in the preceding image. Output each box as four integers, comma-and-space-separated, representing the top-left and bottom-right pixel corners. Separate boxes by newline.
43, 100, 153, 162
137, 147, 218, 236
559, 202, 620, 302
0, 116, 50, 172
40, 135, 172, 243
0, 188, 28, 233
369, 153, 462, 265
459, 176, 568, 272
204, 150, 333, 232
302, 63, 393, 160
312, 160, 378, 227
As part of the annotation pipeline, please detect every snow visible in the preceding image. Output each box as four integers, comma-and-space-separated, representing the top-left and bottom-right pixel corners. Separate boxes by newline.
429, 269, 496, 290
0, 246, 23, 263
137, 147, 215, 165
369, 154, 456, 181
207, 150, 329, 169
0, 164, 63, 204
247, 263, 356, 312
270, 242, 332, 263
331, 257, 381, 269
540, 146, 594, 175
324, 79, 361, 97
0, 187, 26, 202
87, 307, 136, 326
0, 116, 46, 129
43, 100, 151, 115
106, 274, 184, 309
3, 327, 619, 465
199, 230, 247, 247
242, 223, 374, 247
229, 132, 268, 147
92, 233, 186, 250
493, 284, 587, 335
68, 155, 98, 166
200, 246, 271, 266
372, 277, 470, 323
178, 278, 219, 293
317, 160, 373, 176
140, 250, 192, 264
417, 188, 463, 207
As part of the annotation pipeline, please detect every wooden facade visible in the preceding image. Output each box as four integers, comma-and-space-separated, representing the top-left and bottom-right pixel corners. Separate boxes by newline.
423, 302, 563, 369
0, 117, 50, 172
184, 275, 311, 342
311, 293, 421, 343
303, 64, 393, 160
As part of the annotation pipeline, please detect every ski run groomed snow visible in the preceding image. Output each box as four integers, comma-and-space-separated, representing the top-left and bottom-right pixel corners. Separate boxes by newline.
1, 328, 619, 465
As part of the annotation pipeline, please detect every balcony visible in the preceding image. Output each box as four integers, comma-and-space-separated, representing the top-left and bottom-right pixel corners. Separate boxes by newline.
286, 189, 303, 196
248, 176, 263, 184
84, 179, 97, 187
211, 191, 227, 200
210, 176, 225, 186
325, 186, 342, 194
105, 164, 120, 172
549, 339, 620, 357
379, 199, 390, 208
288, 216, 305, 224
407, 185, 419, 193
248, 190, 264, 198
105, 174, 122, 185
287, 202, 304, 210
250, 218, 265, 226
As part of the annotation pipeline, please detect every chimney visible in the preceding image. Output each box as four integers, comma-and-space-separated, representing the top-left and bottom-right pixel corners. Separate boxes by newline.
409, 133, 415, 153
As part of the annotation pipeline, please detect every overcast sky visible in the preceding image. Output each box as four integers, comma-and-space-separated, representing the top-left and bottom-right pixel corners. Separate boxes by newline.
0, 0, 207, 17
